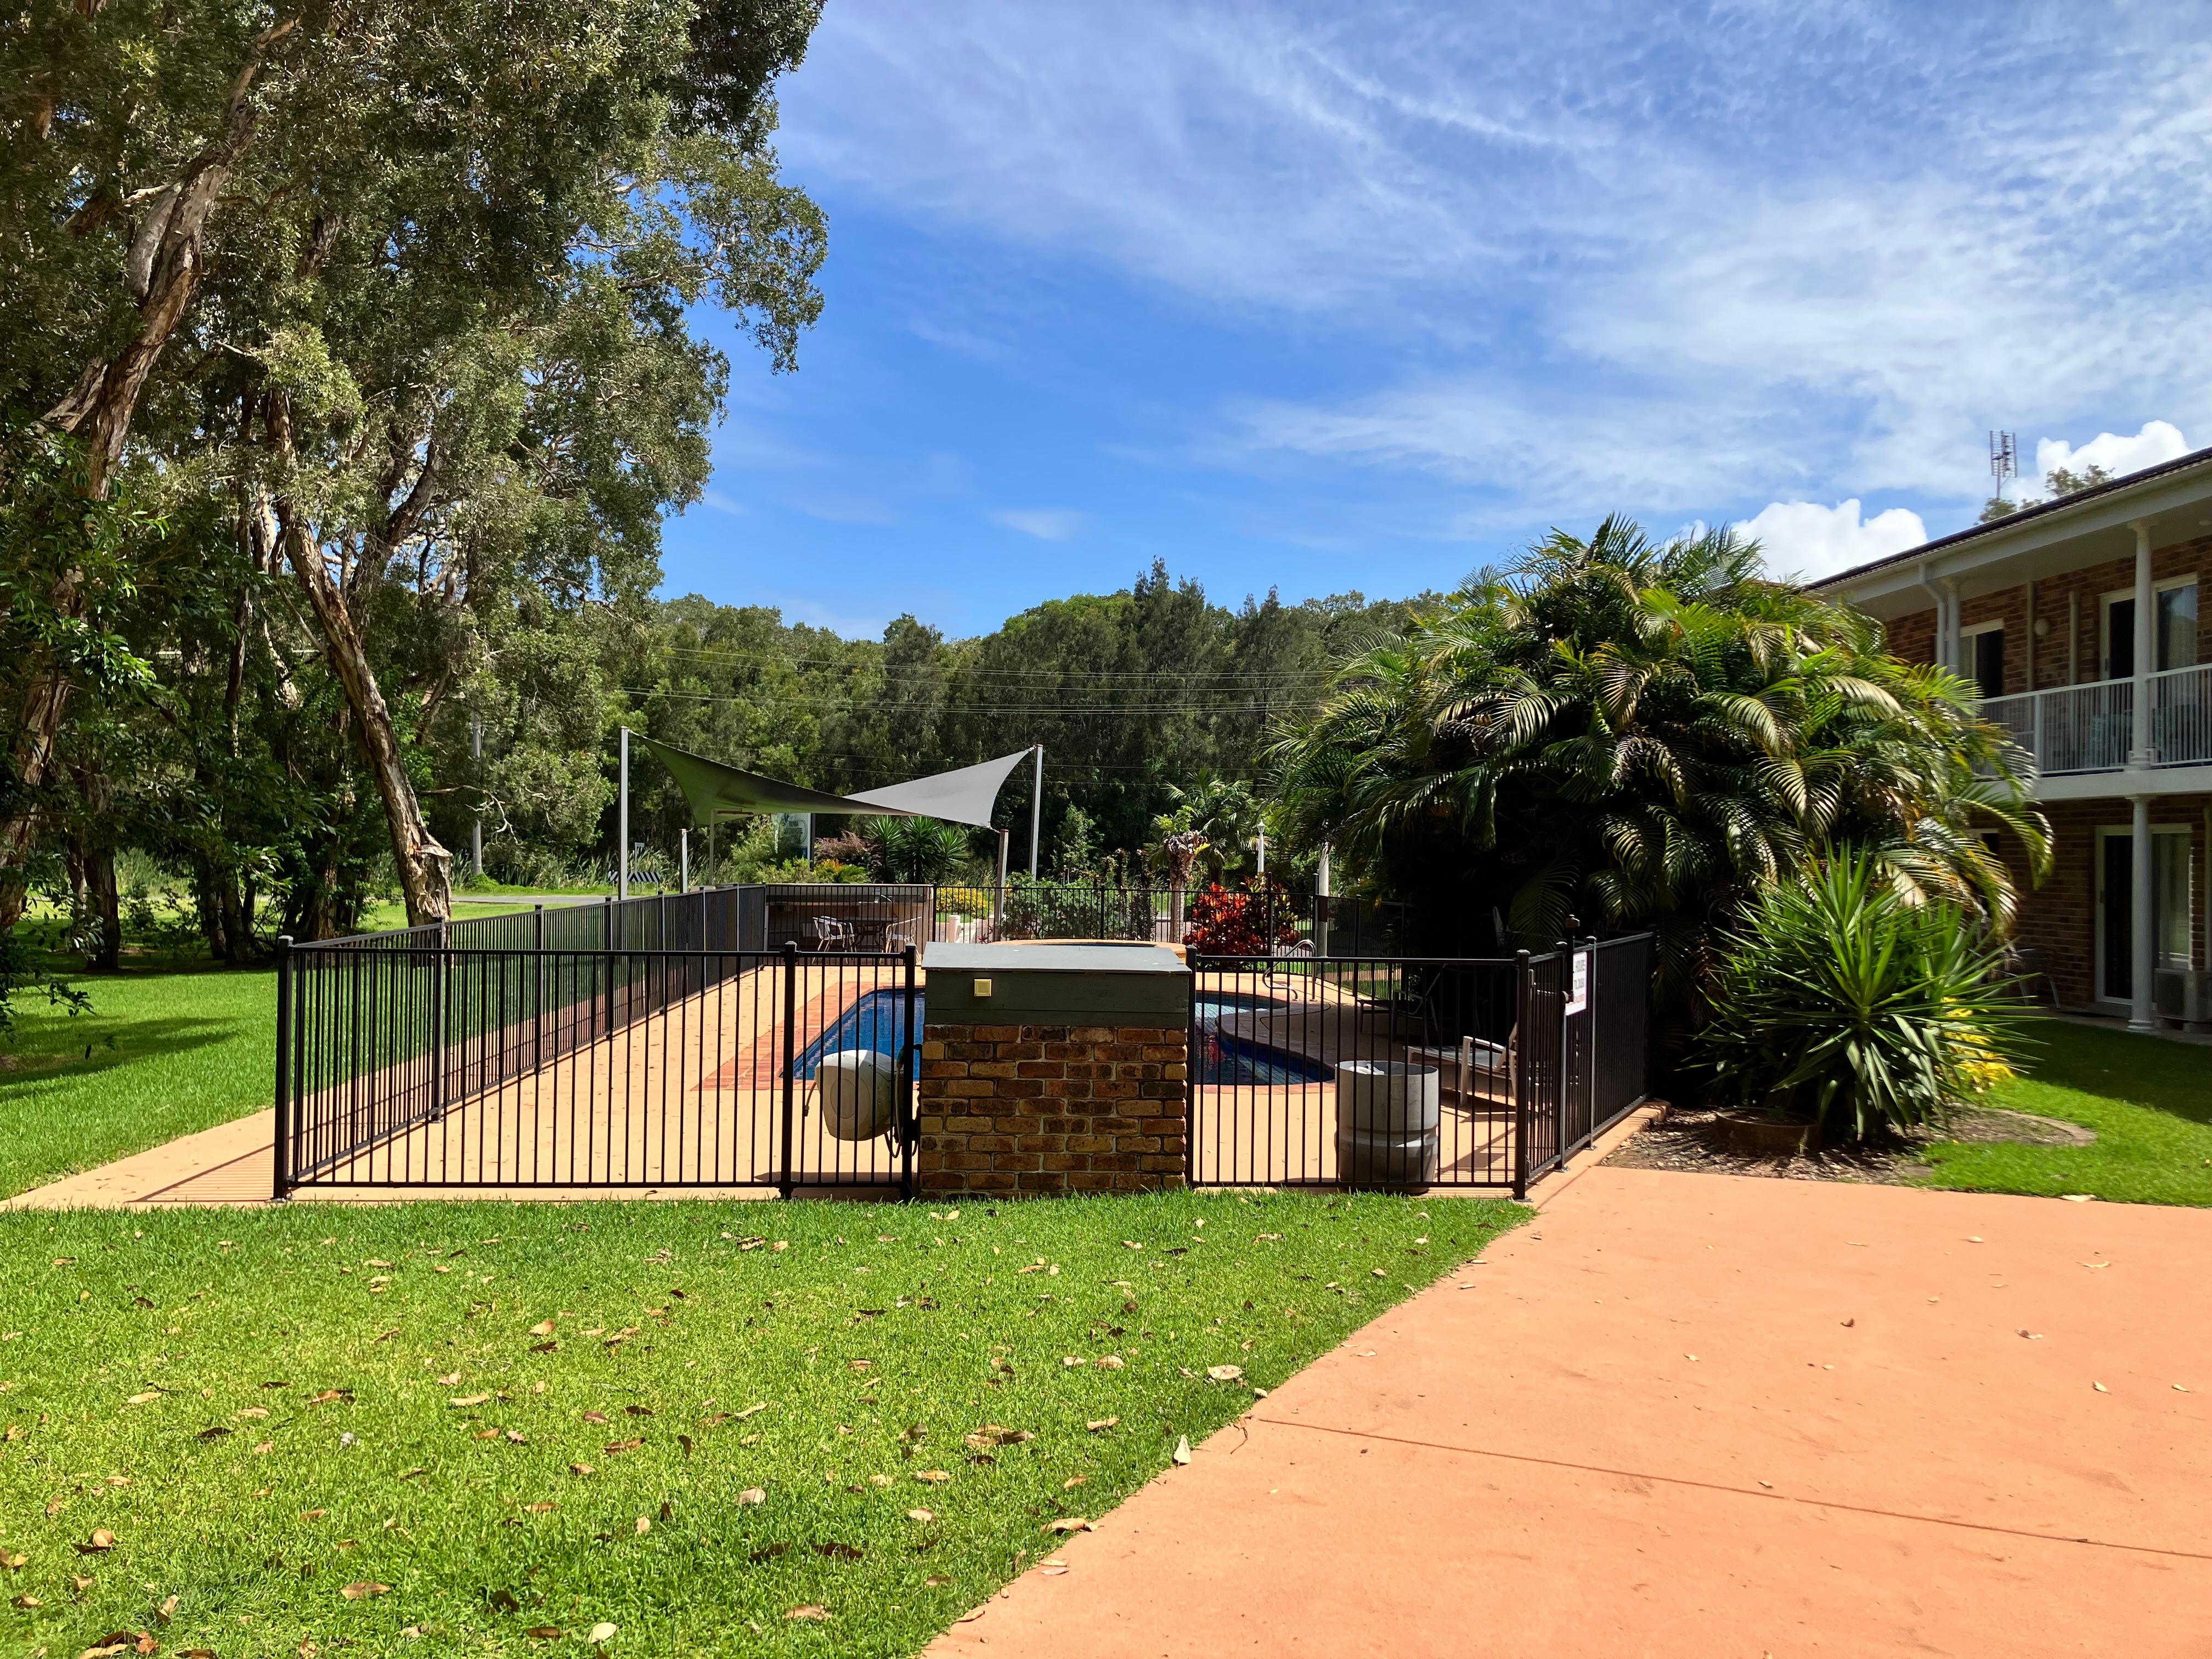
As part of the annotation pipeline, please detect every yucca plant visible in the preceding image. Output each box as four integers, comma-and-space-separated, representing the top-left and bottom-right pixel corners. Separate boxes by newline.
1693, 853, 2030, 1142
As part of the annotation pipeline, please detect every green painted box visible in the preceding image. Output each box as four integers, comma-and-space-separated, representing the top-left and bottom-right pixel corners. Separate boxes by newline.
922, 941, 1191, 1026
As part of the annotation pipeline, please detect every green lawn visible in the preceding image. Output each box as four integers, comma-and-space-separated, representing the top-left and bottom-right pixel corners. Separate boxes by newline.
0, 968, 275, 1199
1916, 1018, 2212, 1206
0, 1190, 1517, 1658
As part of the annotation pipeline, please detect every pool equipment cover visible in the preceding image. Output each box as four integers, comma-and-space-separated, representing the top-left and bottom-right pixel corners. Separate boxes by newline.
638, 736, 1034, 830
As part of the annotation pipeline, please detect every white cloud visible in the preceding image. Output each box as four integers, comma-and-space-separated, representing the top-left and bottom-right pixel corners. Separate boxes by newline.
1738, 499, 1927, 583
780, 3, 2212, 522
2033, 421, 2190, 489
699, 489, 746, 515
986, 507, 1087, 541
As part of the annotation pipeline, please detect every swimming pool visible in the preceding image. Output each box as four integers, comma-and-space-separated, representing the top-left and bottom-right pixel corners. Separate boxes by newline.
796, 989, 919, 1079
1191, 990, 1332, 1085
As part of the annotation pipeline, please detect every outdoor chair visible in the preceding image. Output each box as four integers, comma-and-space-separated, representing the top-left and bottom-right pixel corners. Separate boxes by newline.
810, 915, 856, 950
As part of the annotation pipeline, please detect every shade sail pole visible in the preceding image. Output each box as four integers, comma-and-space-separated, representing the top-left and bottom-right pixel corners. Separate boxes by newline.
618, 726, 629, 902
1029, 745, 1043, 878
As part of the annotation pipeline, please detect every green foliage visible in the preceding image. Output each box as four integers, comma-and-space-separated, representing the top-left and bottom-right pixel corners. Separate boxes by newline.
1183, 879, 1301, 956
1692, 854, 2030, 1143
863, 816, 971, 884
1269, 516, 2049, 1010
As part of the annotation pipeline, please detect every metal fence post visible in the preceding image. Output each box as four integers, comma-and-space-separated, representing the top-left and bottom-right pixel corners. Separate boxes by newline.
602, 894, 616, 1039
1511, 949, 1531, 1200
533, 902, 545, 1074
901, 943, 919, 1201
431, 921, 449, 1122
273, 935, 295, 1201
1183, 964, 1199, 1185
779, 939, 799, 1200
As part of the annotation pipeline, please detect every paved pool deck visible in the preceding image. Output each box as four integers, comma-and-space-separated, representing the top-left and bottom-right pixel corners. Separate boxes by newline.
932, 1155, 2212, 1658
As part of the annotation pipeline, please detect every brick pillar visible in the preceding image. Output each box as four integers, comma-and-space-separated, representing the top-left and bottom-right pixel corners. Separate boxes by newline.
916, 1022, 1188, 1197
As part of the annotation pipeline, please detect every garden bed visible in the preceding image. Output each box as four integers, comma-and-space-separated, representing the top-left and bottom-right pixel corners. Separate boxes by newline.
1605, 1102, 2092, 1186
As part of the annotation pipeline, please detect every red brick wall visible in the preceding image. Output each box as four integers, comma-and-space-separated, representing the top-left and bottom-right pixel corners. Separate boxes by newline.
1999, 795, 2209, 1008
1884, 606, 1936, 667
1861, 533, 2209, 691
916, 1023, 1188, 1197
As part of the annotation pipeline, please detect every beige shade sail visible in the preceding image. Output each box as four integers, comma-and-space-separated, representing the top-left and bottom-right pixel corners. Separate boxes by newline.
637, 736, 1031, 830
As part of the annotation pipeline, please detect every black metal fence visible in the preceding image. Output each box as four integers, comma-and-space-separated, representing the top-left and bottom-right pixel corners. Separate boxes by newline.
1187, 933, 1654, 1198
275, 885, 923, 1196
274, 883, 1650, 1200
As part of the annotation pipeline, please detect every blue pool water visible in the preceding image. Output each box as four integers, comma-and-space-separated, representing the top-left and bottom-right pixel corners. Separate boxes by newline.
797, 989, 920, 1078
1192, 991, 1333, 1086
799, 986, 1330, 1087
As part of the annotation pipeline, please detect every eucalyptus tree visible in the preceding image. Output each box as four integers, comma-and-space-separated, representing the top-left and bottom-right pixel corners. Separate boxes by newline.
1268, 518, 2050, 1005
3, 0, 826, 927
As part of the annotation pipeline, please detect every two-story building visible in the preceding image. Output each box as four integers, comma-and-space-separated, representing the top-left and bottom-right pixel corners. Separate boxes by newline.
1812, 449, 2210, 1033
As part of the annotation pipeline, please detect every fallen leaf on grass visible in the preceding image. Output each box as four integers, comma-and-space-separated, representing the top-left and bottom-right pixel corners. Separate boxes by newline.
784, 1606, 828, 1622
964, 1425, 1032, 1451
913, 1470, 950, 1485
449, 1394, 490, 1408
306, 1390, 352, 1407
1205, 1365, 1244, 1383
1086, 1417, 1118, 1432
529, 1320, 556, 1336
907, 1508, 934, 1523
526, 1502, 558, 1514
569, 1463, 594, 1477
526, 1627, 561, 1640
77, 1530, 116, 1554
529, 1342, 557, 1355
235, 1407, 269, 1421
253, 1442, 273, 1455
623, 1405, 652, 1418
1062, 1476, 1087, 1491
602, 1438, 642, 1455
587, 1622, 618, 1643
1042, 1517, 1092, 1534
340, 1581, 388, 1600
1094, 1356, 1124, 1370
126, 1391, 162, 1406
814, 1542, 861, 1560
1171, 1436, 1192, 1465
196, 1426, 233, 1442
2, 1551, 25, 1570
398, 1466, 426, 1480
157, 1595, 177, 1623
737, 1487, 765, 1506
10, 1595, 40, 1610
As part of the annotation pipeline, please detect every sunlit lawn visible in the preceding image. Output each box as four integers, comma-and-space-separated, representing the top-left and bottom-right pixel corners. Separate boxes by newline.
0, 1190, 1519, 1657
1917, 1018, 2212, 1206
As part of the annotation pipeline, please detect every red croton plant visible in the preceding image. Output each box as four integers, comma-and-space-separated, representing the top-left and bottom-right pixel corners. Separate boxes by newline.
1182, 881, 1302, 956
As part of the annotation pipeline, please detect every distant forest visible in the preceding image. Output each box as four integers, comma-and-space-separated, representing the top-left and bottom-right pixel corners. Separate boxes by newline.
596, 563, 1432, 887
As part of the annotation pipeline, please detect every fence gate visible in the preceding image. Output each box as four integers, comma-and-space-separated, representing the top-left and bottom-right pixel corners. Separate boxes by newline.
275, 923, 919, 1198
1186, 936, 1652, 1198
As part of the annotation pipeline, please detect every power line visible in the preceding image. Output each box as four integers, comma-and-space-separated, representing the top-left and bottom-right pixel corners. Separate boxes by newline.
620, 687, 1316, 716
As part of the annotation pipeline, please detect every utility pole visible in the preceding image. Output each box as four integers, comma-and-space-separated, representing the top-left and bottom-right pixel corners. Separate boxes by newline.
618, 726, 629, 902
1029, 744, 1043, 878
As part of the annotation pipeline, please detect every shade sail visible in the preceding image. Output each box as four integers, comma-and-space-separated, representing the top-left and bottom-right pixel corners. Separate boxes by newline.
637, 736, 1030, 830
848, 749, 1033, 827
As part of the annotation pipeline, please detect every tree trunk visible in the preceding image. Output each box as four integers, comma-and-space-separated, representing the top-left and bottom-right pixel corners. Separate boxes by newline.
264, 409, 452, 927
0, 21, 298, 922
85, 846, 121, 970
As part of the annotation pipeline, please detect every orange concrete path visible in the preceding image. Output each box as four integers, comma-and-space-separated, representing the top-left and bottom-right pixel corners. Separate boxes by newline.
933, 1166, 2212, 1658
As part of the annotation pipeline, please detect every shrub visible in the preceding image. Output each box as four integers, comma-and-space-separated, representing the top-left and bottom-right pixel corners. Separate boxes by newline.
1692, 853, 2029, 1143
1183, 881, 1302, 956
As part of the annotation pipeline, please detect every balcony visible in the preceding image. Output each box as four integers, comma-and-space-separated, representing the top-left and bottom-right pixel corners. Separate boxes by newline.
1980, 663, 2212, 777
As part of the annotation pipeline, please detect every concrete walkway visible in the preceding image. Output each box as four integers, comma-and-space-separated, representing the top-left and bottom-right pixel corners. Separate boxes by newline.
933, 1163, 2212, 1657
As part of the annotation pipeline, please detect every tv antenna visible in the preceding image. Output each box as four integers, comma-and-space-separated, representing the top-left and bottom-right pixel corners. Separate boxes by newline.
1989, 430, 2018, 499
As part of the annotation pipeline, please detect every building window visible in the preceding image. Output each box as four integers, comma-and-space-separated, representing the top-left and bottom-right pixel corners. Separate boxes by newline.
2106, 578, 2199, 679
2157, 579, 2198, 672
1961, 622, 2005, 698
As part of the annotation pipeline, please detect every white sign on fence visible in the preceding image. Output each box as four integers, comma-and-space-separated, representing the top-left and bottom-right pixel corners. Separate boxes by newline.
1565, 947, 1592, 1015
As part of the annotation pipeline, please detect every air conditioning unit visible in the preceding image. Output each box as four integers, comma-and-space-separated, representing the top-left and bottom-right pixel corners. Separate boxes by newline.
2153, 967, 2212, 1034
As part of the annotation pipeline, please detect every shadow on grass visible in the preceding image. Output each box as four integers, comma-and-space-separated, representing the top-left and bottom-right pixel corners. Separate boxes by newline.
2017, 1018, 2211, 1126
1, 1015, 251, 1086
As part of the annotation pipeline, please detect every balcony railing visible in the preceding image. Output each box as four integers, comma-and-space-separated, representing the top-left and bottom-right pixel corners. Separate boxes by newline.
1980, 662, 2212, 776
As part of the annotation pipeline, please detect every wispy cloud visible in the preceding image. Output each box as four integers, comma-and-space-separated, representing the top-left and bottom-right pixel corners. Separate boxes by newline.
792, 492, 899, 527
987, 507, 1087, 541
780, 2, 2212, 524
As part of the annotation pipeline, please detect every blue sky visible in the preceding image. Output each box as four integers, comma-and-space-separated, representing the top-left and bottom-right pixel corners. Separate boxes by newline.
658, 1, 2212, 639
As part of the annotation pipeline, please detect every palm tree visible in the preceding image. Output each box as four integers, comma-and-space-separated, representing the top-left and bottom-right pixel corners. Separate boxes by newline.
1268, 517, 2049, 1008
